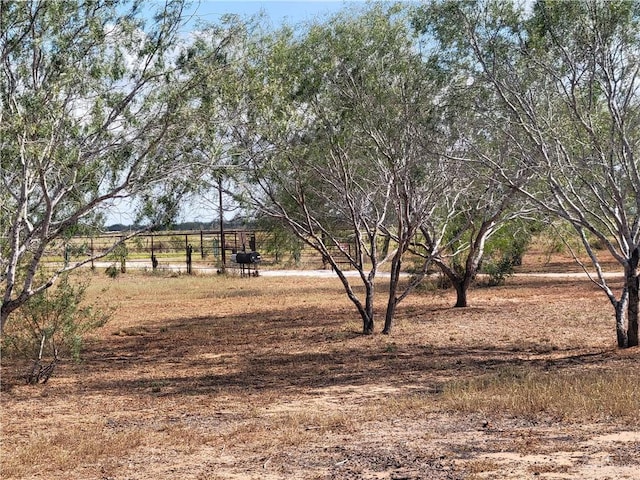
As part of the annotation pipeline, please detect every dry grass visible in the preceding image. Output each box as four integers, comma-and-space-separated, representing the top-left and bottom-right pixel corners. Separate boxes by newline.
441, 367, 640, 422
2, 253, 639, 479
2, 423, 145, 478
465, 458, 501, 474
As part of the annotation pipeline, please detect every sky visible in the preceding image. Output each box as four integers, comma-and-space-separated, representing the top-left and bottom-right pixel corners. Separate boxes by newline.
183, 0, 369, 29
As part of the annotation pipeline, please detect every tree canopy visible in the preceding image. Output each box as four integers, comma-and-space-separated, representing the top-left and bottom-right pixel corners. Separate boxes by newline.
417, 0, 640, 346
0, 0, 238, 329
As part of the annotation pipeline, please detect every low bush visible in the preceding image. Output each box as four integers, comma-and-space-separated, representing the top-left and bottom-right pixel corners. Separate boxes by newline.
1, 274, 112, 384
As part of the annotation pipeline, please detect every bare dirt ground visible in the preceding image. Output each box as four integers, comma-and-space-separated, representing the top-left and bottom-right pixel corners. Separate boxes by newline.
1, 249, 639, 479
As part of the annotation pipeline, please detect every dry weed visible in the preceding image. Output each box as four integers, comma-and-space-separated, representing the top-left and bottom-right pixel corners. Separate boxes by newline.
465, 458, 501, 474
1, 424, 144, 478
441, 367, 640, 422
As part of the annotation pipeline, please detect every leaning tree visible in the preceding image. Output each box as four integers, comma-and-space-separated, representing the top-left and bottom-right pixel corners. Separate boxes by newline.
0, 0, 237, 330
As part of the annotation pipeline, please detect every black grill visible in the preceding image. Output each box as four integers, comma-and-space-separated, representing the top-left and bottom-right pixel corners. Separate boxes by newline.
233, 252, 261, 264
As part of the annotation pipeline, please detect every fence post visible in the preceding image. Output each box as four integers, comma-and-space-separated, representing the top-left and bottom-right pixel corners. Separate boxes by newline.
151, 235, 158, 270
220, 230, 226, 273
186, 244, 193, 274
119, 236, 126, 273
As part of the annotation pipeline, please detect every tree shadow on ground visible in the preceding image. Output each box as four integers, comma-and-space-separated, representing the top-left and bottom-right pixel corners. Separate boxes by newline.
65, 304, 628, 399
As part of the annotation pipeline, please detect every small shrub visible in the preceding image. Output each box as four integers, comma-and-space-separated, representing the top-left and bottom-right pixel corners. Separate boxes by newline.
105, 264, 119, 278
481, 256, 515, 286
2, 274, 112, 384
107, 242, 128, 274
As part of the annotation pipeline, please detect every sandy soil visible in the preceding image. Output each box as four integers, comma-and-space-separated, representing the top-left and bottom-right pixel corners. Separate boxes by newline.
1, 251, 639, 479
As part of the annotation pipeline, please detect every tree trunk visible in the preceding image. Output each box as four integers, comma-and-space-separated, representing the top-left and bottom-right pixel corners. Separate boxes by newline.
330, 262, 376, 335
0, 305, 9, 334
382, 302, 396, 334
627, 248, 639, 347
1, 299, 21, 334
362, 282, 375, 335
615, 300, 628, 349
453, 280, 468, 308
362, 316, 374, 335
351, 295, 375, 335
382, 253, 403, 334
436, 260, 474, 309
627, 280, 639, 347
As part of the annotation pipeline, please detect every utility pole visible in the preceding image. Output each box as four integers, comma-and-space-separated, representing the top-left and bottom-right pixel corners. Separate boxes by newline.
218, 174, 226, 273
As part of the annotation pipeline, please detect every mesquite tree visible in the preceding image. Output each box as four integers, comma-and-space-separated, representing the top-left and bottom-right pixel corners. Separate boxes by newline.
229, 10, 398, 334
303, 6, 450, 335
0, 0, 233, 331
226, 3, 528, 332
399, 5, 538, 310
416, 80, 536, 308
422, 0, 640, 347
220, 5, 449, 333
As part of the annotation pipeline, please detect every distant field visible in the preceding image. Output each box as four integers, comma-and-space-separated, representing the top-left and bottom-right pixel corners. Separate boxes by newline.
1, 249, 638, 479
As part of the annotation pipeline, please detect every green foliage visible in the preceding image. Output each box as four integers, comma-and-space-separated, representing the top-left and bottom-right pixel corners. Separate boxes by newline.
480, 219, 539, 286
1, 0, 225, 330
255, 217, 303, 265
106, 242, 128, 274
487, 220, 538, 266
2, 274, 111, 383
481, 256, 515, 287
105, 265, 120, 279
